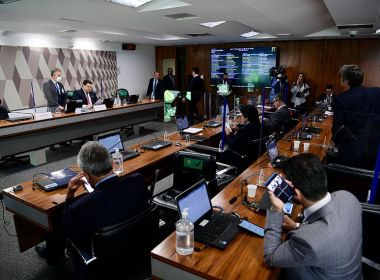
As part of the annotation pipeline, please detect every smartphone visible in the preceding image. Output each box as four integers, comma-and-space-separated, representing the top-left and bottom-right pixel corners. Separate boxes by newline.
283, 202, 294, 215
238, 220, 265, 237
265, 173, 294, 203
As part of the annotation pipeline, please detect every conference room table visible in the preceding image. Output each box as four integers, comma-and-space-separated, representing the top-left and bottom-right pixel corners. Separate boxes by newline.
1, 118, 223, 252
151, 116, 333, 280
0, 99, 163, 159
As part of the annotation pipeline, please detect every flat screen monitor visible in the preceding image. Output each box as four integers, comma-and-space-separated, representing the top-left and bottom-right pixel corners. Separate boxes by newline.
210, 47, 278, 88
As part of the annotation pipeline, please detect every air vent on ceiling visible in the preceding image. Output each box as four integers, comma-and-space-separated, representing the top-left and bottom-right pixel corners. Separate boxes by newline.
337, 24, 373, 30
165, 13, 199, 20
185, 33, 213, 37
58, 17, 85, 23
0, 0, 21, 3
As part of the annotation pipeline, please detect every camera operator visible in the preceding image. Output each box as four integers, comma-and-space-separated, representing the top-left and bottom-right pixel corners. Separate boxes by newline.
269, 66, 289, 104
290, 72, 310, 113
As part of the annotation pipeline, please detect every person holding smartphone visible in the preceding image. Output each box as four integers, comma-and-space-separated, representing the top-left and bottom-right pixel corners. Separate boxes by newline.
290, 72, 309, 114
264, 153, 362, 280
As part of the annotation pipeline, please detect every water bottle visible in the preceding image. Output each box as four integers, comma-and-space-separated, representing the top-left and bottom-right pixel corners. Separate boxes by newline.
258, 168, 265, 186
112, 148, 123, 174
176, 208, 194, 255
163, 131, 168, 141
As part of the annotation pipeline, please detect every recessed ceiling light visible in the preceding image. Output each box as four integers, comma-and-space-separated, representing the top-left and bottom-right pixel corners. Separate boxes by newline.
276, 33, 293, 36
106, 0, 152, 8
376, 29, 380, 34
198, 21, 226, 28
139, 0, 190, 12
240, 31, 260, 38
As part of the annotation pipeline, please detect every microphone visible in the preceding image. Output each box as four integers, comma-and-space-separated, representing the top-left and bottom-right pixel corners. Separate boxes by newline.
107, 133, 130, 152
229, 179, 248, 204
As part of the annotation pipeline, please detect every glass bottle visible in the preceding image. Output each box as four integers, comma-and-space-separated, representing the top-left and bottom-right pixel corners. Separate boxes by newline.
176, 208, 194, 255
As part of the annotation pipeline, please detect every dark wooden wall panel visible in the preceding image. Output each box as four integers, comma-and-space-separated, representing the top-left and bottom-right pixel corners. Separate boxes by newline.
156, 39, 380, 108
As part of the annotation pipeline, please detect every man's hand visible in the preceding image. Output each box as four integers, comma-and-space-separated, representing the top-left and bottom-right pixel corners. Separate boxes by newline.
282, 215, 298, 231
268, 191, 284, 213
66, 173, 85, 199
58, 105, 65, 111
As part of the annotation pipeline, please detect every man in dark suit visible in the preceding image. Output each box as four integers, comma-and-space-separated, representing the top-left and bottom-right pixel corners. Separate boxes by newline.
43, 68, 66, 111
216, 72, 233, 116
146, 71, 164, 100
188, 66, 205, 124
264, 153, 362, 280
332, 64, 380, 168
0, 98, 9, 120
162, 67, 176, 92
264, 94, 291, 138
35, 141, 150, 266
73, 79, 98, 107
316, 84, 334, 111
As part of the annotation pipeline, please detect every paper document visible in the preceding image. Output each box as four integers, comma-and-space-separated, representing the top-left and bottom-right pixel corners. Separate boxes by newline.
183, 127, 203, 134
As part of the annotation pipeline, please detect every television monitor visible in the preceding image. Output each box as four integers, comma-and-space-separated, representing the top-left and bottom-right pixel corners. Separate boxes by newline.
210, 47, 278, 88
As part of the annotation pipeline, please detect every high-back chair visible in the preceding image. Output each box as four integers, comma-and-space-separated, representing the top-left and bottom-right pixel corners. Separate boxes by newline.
68, 203, 159, 280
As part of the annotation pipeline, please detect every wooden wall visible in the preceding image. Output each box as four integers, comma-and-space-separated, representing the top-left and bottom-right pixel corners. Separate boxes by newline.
156, 38, 380, 108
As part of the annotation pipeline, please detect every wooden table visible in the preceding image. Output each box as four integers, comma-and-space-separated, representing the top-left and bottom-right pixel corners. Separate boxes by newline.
2, 121, 223, 252
151, 116, 333, 280
0, 99, 162, 158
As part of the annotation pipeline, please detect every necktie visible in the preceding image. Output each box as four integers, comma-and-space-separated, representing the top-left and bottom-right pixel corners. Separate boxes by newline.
55, 83, 60, 95
86, 93, 92, 106
171, 76, 174, 86
153, 79, 157, 92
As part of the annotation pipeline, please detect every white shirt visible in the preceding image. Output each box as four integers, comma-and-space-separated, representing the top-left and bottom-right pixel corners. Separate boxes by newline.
303, 192, 331, 222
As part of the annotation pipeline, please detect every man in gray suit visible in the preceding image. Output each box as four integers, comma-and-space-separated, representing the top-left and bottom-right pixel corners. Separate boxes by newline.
43, 68, 66, 111
264, 153, 362, 280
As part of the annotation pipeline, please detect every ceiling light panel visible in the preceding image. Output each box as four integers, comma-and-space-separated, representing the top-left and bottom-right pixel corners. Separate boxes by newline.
106, 0, 152, 8
240, 31, 260, 38
198, 21, 226, 28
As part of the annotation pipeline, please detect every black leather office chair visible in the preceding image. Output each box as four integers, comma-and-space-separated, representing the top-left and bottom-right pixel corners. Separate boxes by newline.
361, 203, 380, 279
67, 203, 159, 280
326, 163, 380, 203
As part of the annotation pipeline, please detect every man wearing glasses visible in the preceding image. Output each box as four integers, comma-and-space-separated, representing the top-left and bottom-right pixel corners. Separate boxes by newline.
264, 94, 291, 138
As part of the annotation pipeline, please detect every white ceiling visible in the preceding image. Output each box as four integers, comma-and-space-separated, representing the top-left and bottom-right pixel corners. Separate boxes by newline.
0, 0, 379, 46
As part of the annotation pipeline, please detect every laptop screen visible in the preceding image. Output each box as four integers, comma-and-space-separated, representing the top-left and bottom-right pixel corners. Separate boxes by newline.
98, 132, 124, 153
177, 181, 212, 223
266, 138, 279, 162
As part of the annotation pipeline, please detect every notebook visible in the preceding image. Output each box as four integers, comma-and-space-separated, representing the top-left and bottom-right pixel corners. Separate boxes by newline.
183, 127, 203, 134
176, 180, 240, 249
47, 168, 78, 187
203, 120, 222, 128
265, 137, 288, 168
97, 131, 140, 161
141, 139, 172, 151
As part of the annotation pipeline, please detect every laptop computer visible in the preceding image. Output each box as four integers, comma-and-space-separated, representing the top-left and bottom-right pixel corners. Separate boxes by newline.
203, 120, 222, 128
176, 180, 240, 249
141, 139, 172, 151
97, 131, 140, 161
127, 94, 139, 104
265, 137, 288, 168
65, 100, 84, 113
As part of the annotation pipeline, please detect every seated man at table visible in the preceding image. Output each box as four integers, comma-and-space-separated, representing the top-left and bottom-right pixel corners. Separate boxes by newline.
264, 153, 362, 280
225, 104, 261, 156
72, 79, 98, 108
35, 142, 150, 266
263, 94, 291, 138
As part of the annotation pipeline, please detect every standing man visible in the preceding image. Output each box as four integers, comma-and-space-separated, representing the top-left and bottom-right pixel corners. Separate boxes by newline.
73, 80, 98, 108
162, 67, 176, 92
264, 153, 362, 280
146, 71, 163, 100
216, 72, 232, 116
43, 68, 66, 111
332, 64, 380, 168
188, 66, 205, 124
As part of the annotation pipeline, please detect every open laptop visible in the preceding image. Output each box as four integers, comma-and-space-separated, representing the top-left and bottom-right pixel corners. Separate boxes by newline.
265, 137, 288, 168
127, 94, 139, 104
97, 131, 140, 161
176, 180, 240, 249
203, 120, 222, 128
140, 139, 172, 151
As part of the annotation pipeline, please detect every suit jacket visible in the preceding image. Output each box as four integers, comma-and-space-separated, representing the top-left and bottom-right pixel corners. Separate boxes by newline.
226, 121, 261, 155
162, 74, 176, 91
72, 88, 98, 105
269, 105, 291, 136
264, 191, 362, 280
188, 75, 205, 95
146, 78, 164, 100
332, 85, 380, 167
43, 79, 66, 107
0, 104, 9, 120
63, 173, 150, 238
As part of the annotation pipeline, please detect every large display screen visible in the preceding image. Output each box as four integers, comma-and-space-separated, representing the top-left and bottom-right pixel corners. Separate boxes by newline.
210, 47, 278, 88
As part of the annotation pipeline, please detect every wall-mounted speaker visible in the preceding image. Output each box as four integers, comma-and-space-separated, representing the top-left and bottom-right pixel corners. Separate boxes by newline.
122, 43, 136, 50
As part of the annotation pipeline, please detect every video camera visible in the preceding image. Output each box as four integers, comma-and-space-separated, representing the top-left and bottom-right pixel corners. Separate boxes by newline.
269, 66, 287, 82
